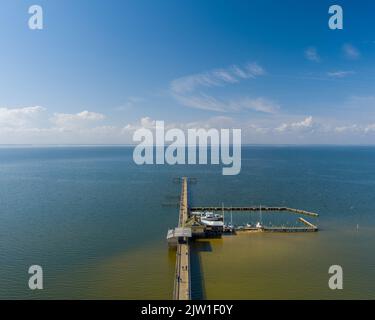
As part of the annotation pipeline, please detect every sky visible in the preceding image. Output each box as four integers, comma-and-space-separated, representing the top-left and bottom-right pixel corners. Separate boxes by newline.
1, 0, 375, 144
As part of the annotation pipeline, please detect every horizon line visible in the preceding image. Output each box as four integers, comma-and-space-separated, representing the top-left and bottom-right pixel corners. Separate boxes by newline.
1, 143, 375, 147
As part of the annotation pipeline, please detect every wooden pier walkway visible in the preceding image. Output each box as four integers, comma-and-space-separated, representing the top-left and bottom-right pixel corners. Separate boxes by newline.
172, 177, 191, 300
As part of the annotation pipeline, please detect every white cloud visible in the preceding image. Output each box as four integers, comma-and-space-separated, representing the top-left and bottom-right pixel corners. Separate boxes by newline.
0, 106, 45, 128
3, 104, 375, 145
305, 47, 320, 62
124, 115, 375, 144
334, 123, 375, 134
244, 123, 271, 134
51, 110, 105, 129
184, 116, 235, 129
327, 70, 355, 78
334, 124, 359, 133
122, 116, 157, 132
364, 124, 375, 133
123, 116, 237, 134
0, 108, 124, 144
342, 44, 360, 60
275, 116, 314, 132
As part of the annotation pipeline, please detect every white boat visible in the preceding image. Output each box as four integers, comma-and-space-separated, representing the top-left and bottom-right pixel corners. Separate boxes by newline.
226, 222, 234, 229
201, 219, 224, 227
201, 211, 222, 221
224, 223, 235, 233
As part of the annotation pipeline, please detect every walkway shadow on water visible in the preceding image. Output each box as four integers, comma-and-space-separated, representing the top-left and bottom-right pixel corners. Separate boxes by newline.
190, 240, 212, 300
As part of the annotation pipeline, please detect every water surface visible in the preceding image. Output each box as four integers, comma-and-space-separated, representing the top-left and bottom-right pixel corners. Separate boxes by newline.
0, 146, 374, 299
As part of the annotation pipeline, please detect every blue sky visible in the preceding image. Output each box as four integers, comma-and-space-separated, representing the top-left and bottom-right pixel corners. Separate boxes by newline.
1, 0, 375, 144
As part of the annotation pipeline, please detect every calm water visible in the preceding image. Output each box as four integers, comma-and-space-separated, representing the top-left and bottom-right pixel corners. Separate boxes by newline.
0, 146, 375, 299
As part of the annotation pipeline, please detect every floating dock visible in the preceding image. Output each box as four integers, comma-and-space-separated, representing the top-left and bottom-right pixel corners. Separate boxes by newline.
190, 206, 319, 217
236, 226, 317, 233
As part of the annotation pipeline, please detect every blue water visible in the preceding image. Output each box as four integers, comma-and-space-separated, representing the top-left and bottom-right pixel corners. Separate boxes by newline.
0, 146, 374, 299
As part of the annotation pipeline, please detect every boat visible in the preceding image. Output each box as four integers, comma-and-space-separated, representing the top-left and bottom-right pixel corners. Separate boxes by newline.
223, 223, 235, 233
201, 211, 223, 221
256, 204, 263, 229
256, 222, 263, 229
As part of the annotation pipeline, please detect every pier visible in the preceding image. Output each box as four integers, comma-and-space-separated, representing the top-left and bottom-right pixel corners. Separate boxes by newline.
172, 177, 191, 300
167, 177, 319, 299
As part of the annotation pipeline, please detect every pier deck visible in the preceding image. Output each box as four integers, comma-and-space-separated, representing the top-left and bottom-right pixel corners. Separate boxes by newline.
173, 177, 191, 300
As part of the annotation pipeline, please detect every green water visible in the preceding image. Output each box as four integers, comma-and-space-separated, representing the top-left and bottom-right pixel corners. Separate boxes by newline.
1, 146, 375, 299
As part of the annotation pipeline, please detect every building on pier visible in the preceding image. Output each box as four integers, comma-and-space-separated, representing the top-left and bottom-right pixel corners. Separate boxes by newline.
167, 227, 192, 246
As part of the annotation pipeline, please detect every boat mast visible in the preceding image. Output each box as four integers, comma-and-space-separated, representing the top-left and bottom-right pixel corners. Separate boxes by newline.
222, 202, 225, 224
230, 206, 233, 226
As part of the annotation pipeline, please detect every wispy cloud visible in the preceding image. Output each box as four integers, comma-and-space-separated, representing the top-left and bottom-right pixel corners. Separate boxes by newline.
171, 63, 265, 94
240, 97, 280, 113
170, 62, 278, 114
172, 94, 279, 114
115, 97, 144, 111
327, 70, 355, 78
348, 95, 375, 107
305, 47, 320, 62
342, 43, 360, 60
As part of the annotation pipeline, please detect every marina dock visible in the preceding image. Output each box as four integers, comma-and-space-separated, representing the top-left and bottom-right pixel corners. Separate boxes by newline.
168, 177, 319, 299
236, 226, 317, 233
190, 206, 319, 217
